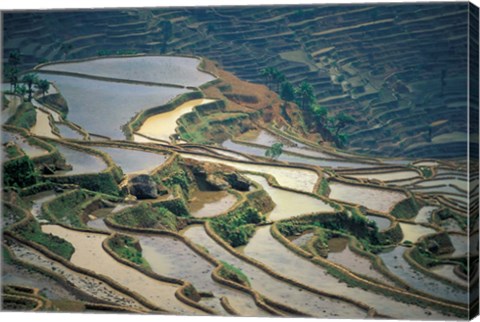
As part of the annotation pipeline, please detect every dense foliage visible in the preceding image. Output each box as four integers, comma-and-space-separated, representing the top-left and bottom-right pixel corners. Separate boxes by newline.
112, 202, 179, 230
211, 206, 265, 247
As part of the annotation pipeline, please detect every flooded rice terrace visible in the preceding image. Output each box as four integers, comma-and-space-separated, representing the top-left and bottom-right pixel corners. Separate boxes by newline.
2, 50, 472, 320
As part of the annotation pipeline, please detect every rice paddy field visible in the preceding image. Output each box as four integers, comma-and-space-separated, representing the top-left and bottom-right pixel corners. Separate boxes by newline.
1, 3, 477, 320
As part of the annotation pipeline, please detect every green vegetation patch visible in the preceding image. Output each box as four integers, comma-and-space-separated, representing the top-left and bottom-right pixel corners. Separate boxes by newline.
3, 155, 38, 188
108, 234, 150, 270
219, 261, 250, 287
317, 177, 330, 196
37, 93, 68, 117
43, 190, 91, 228
210, 205, 265, 247
390, 196, 420, 219
10, 215, 74, 260
112, 202, 179, 231
6, 102, 36, 129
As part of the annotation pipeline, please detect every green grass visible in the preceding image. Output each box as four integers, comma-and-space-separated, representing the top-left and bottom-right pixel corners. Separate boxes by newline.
14, 219, 74, 260
219, 261, 250, 286
112, 202, 178, 230
6, 102, 37, 129
2, 245, 14, 265
108, 234, 150, 270
317, 177, 330, 196
44, 190, 91, 228
390, 197, 420, 219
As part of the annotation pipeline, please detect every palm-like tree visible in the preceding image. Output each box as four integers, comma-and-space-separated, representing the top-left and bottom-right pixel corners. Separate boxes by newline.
21, 73, 39, 102
4, 65, 18, 92
36, 79, 50, 97
295, 81, 315, 110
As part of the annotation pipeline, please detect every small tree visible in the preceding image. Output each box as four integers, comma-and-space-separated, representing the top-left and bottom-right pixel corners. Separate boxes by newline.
280, 81, 295, 101
36, 79, 50, 97
295, 81, 315, 110
21, 73, 39, 102
312, 104, 328, 125
4, 65, 18, 92
265, 142, 284, 160
333, 112, 355, 136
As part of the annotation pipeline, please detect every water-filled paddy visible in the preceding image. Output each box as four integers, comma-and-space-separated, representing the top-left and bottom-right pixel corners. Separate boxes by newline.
2, 131, 47, 158
41, 225, 203, 315
92, 146, 168, 174
430, 264, 468, 286
328, 181, 407, 213
8, 240, 146, 310
136, 98, 215, 142
326, 237, 394, 285
245, 174, 333, 220
25, 190, 57, 222
398, 223, 436, 243
223, 139, 378, 169
414, 206, 438, 224
344, 170, 420, 182
180, 153, 319, 193
182, 225, 368, 318
243, 226, 452, 319
448, 234, 468, 257
55, 123, 84, 139
30, 108, 59, 138
188, 190, 237, 218
138, 234, 268, 316
40, 56, 215, 87
366, 215, 391, 231
37, 73, 188, 139
379, 246, 468, 303
54, 144, 107, 175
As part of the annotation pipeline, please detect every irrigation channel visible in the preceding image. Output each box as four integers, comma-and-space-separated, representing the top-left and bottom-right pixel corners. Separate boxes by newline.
2, 55, 472, 319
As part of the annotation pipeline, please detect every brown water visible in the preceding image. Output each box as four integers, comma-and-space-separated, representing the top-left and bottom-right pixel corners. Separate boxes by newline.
414, 206, 438, 224
136, 98, 216, 142
182, 225, 368, 318
242, 226, 454, 319
326, 238, 395, 286
188, 190, 237, 218
328, 182, 407, 213
41, 224, 204, 315
245, 174, 333, 221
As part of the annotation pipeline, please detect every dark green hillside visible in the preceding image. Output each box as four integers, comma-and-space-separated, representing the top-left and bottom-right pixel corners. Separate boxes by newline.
2, 4, 468, 158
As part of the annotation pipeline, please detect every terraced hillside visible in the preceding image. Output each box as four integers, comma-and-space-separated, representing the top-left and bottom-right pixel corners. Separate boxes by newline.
2, 3, 469, 158
1, 4, 478, 320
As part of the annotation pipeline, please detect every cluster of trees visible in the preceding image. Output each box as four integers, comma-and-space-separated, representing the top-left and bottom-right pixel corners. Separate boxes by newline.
260, 66, 355, 147
3, 51, 50, 101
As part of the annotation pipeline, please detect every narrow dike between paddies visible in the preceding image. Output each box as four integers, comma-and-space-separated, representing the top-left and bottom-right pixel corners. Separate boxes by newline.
5, 238, 147, 312
41, 224, 206, 315
251, 225, 462, 319
182, 225, 369, 318
135, 98, 217, 143
86, 217, 272, 317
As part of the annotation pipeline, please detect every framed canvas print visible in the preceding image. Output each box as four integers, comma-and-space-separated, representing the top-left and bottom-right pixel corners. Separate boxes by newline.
1, 0, 479, 321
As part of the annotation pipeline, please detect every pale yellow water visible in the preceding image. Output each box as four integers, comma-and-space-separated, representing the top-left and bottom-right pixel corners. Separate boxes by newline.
399, 223, 436, 243
137, 99, 215, 142
30, 108, 59, 138
245, 174, 333, 220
